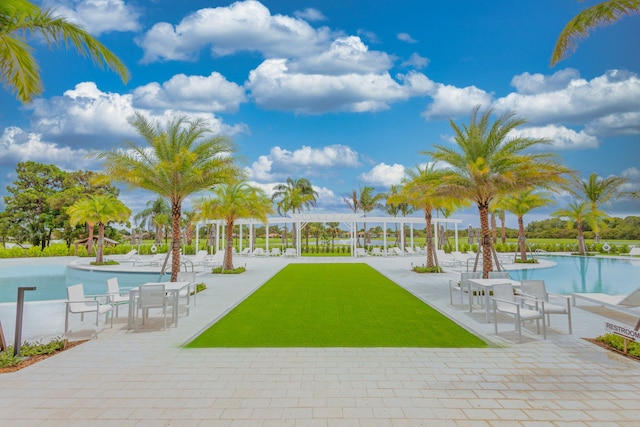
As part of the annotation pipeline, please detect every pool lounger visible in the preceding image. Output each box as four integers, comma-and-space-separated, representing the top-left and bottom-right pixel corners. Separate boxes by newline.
572, 287, 640, 317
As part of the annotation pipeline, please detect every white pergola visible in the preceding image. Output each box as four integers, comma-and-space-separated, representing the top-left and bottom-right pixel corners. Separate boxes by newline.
195, 213, 463, 257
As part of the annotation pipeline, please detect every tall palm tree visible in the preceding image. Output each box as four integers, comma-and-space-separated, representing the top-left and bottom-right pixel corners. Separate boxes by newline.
428, 106, 571, 277
272, 178, 317, 248
1, 0, 129, 103
67, 194, 131, 263
498, 190, 554, 261
343, 189, 361, 246
571, 172, 626, 242
551, 0, 640, 66
95, 112, 239, 281
553, 201, 598, 255
388, 164, 463, 269
198, 181, 273, 270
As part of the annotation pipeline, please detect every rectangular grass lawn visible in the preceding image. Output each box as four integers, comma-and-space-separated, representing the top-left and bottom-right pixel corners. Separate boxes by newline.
186, 263, 487, 348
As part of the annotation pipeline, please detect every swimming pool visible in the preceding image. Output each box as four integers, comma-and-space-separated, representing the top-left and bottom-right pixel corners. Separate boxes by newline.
0, 265, 169, 303
509, 255, 640, 295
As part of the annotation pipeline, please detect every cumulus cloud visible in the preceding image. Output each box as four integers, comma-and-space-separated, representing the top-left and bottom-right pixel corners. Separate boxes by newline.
45, 0, 140, 35
401, 53, 429, 69
359, 163, 405, 186
248, 60, 432, 113
494, 69, 640, 132
246, 145, 360, 180
397, 32, 417, 43
132, 72, 246, 113
294, 7, 326, 21
0, 127, 96, 170
137, 0, 332, 63
422, 83, 493, 120
27, 81, 247, 147
509, 125, 600, 150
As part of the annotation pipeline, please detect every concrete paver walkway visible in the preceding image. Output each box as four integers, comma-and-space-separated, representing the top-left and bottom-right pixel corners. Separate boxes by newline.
1, 255, 639, 426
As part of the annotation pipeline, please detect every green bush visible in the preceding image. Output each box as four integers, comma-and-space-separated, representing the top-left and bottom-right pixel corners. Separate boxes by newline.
596, 333, 640, 358
0, 338, 67, 369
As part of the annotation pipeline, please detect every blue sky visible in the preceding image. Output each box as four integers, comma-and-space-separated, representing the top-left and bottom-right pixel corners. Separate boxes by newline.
1, 0, 639, 228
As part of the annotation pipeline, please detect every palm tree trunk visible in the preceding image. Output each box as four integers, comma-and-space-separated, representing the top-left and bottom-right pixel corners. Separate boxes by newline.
424, 210, 435, 268
170, 202, 182, 282
479, 203, 493, 278
96, 223, 104, 263
518, 215, 527, 261
577, 224, 586, 255
224, 220, 234, 270
86, 224, 94, 256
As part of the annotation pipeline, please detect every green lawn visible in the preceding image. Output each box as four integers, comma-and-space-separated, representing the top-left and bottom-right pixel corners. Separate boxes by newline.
186, 263, 487, 348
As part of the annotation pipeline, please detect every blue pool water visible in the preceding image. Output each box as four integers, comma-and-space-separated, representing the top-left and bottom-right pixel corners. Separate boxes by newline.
0, 265, 169, 303
509, 255, 640, 296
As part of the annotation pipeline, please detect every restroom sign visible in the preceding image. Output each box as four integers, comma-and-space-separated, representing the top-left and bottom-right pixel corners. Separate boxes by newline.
605, 322, 640, 342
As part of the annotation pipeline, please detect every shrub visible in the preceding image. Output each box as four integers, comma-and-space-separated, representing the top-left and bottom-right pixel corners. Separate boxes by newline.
596, 333, 640, 358
212, 266, 246, 274
0, 338, 67, 369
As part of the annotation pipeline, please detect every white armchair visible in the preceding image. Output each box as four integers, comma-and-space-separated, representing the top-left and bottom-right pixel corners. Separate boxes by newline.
65, 283, 112, 335
492, 283, 546, 342
520, 279, 572, 334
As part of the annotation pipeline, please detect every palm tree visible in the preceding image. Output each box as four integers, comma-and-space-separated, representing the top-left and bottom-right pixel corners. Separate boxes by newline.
388, 164, 462, 269
272, 178, 317, 248
1, 0, 129, 103
343, 189, 361, 246
198, 181, 273, 270
95, 112, 239, 281
428, 106, 571, 277
551, 0, 640, 66
358, 186, 385, 248
384, 184, 414, 245
498, 190, 554, 261
571, 173, 626, 242
553, 201, 598, 255
67, 194, 131, 263
134, 197, 170, 244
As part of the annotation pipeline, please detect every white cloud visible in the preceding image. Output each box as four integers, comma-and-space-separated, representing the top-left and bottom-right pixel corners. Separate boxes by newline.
247, 60, 432, 113
137, 0, 332, 62
246, 145, 360, 180
359, 163, 405, 186
510, 125, 599, 150
0, 127, 96, 170
494, 70, 640, 133
294, 8, 326, 21
397, 32, 417, 43
401, 53, 429, 69
27, 82, 246, 147
422, 83, 493, 120
132, 72, 247, 113
290, 36, 393, 75
45, 0, 140, 35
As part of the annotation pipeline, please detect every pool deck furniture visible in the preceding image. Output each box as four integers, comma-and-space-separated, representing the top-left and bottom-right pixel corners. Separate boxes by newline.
572, 287, 640, 318
65, 283, 112, 335
622, 247, 640, 257
126, 281, 193, 329
467, 277, 522, 322
492, 282, 546, 342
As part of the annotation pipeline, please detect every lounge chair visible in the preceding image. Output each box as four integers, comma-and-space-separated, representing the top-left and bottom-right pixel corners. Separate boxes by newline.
283, 248, 297, 258
520, 280, 572, 334
492, 283, 546, 342
405, 247, 419, 256
253, 248, 267, 257
370, 247, 383, 256
204, 251, 224, 267
106, 249, 138, 263
354, 248, 367, 257
622, 247, 640, 257
133, 253, 168, 267
65, 283, 112, 335
572, 287, 640, 317
236, 248, 252, 257
269, 247, 282, 256
185, 250, 209, 266
390, 247, 404, 256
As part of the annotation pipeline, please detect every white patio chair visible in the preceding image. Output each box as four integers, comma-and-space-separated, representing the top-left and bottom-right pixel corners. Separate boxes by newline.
283, 248, 297, 257
370, 247, 383, 256
135, 284, 173, 331
269, 247, 282, 256
492, 283, 545, 342
520, 279, 572, 334
106, 277, 130, 318
65, 283, 112, 335
177, 271, 197, 309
